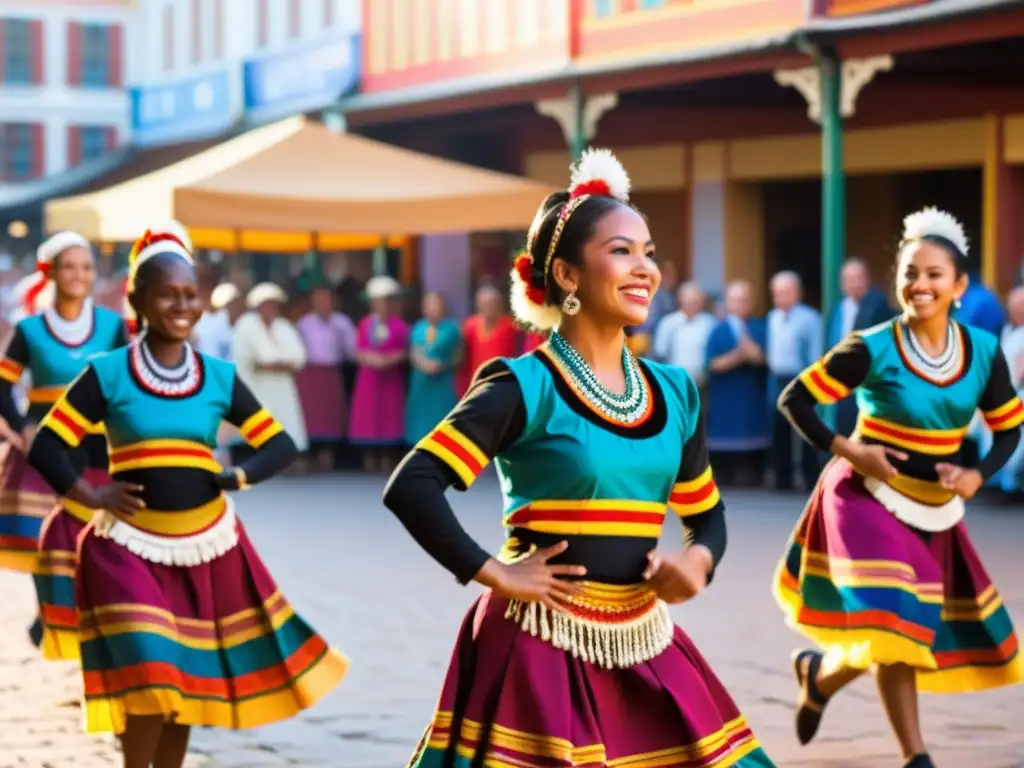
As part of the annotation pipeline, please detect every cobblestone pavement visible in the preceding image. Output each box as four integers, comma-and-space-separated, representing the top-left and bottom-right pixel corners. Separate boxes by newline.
2, 474, 1024, 767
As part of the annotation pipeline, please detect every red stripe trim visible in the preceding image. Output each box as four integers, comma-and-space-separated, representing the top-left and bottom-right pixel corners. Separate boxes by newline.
244, 417, 275, 440
110, 447, 213, 461
861, 418, 962, 446
51, 409, 85, 440
808, 368, 842, 401
987, 402, 1024, 428
431, 431, 484, 475
507, 507, 665, 525
670, 481, 716, 506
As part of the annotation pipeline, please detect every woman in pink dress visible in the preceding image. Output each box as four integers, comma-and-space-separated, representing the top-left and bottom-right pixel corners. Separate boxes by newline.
349, 276, 409, 473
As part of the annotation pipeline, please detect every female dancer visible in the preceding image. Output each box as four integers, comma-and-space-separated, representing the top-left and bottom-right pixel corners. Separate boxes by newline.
405, 291, 461, 446
28, 223, 348, 768
0, 231, 125, 654
774, 208, 1023, 768
384, 149, 773, 768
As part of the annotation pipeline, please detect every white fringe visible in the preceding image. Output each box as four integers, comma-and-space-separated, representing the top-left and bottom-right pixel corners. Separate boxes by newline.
504, 598, 674, 669
862, 476, 964, 533
94, 497, 239, 566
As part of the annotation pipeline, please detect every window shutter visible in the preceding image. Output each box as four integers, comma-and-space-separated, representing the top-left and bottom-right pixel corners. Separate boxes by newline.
31, 123, 45, 179
105, 126, 118, 152
30, 20, 45, 84
107, 24, 124, 87
67, 125, 82, 167
67, 22, 81, 85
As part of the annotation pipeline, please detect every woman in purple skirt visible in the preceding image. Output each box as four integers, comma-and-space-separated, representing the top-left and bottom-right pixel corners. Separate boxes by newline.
28, 223, 348, 768
384, 149, 774, 767
0, 231, 125, 655
774, 208, 1024, 767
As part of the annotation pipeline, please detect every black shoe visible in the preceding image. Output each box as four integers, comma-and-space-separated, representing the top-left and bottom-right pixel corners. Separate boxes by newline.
27, 617, 43, 648
792, 649, 830, 745
903, 755, 935, 768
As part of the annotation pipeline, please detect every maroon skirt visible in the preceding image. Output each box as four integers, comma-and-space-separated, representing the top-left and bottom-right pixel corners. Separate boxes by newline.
0, 442, 58, 573
410, 590, 774, 767
296, 363, 346, 441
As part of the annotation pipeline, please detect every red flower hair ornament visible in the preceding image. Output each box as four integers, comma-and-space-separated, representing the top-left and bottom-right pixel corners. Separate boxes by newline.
509, 148, 631, 333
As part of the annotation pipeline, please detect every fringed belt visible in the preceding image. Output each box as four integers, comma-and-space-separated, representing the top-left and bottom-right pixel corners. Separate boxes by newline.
93, 495, 239, 566
498, 540, 673, 669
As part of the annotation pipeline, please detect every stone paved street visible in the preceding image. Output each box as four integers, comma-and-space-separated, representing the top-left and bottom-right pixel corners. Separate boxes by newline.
2, 473, 1024, 767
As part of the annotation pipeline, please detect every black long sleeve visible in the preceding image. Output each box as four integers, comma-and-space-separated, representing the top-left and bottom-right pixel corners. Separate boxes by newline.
779, 334, 872, 452
668, 396, 728, 580
217, 376, 298, 489
383, 359, 525, 584
0, 326, 30, 432
28, 365, 108, 495
977, 351, 1024, 480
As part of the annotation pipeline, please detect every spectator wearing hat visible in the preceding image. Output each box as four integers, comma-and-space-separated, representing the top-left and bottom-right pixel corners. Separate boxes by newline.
193, 282, 245, 361
232, 283, 308, 469
349, 275, 409, 474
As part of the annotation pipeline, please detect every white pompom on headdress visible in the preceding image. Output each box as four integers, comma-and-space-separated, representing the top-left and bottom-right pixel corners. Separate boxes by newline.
510, 147, 631, 332
901, 206, 969, 257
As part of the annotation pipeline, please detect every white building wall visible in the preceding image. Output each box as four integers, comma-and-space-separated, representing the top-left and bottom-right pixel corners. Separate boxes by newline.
0, 0, 135, 190
0, 0, 362, 189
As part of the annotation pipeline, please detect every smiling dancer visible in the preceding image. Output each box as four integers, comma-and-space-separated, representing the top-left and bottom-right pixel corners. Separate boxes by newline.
774, 208, 1024, 768
0, 232, 125, 655
384, 149, 773, 767
28, 223, 348, 768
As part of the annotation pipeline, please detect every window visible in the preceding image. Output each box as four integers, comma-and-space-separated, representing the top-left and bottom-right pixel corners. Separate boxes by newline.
2, 19, 33, 84
639, 0, 665, 8
590, 0, 613, 18
80, 24, 110, 87
79, 126, 109, 163
1, 123, 40, 181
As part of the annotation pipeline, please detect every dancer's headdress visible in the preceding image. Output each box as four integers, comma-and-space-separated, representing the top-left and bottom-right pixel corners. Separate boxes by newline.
20, 231, 91, 315
124, 221, 195, 333
900, 207, 969, 264
510, 148, 631, 331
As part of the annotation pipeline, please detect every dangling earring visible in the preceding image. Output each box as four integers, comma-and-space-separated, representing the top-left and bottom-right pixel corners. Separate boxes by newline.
562, 289, 581, 316
953, 296, 962, 310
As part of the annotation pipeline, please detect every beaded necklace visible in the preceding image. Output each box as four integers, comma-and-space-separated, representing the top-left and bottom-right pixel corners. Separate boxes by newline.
900, 321, 963, 383
44, 297, 94, 346
548, 331, 649, 424
130, 334, 201, 397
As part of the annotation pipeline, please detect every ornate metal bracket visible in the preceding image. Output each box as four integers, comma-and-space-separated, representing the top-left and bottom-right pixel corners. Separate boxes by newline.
774, 55, 893, 124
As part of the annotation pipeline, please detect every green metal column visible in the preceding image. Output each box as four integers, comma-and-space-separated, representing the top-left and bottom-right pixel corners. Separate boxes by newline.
569, 85, 586, 162
819, 50, 845, 324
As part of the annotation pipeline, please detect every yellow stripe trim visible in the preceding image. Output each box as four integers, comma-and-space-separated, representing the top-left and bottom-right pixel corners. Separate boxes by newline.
27, 386, 65, 404
110, 495, 227, 537
436, 422, 488, 467
798, 359, 851, 405
0, 360, 23, 383
109, 439, 222, 474
886, 473, 956, 505
984, 397, 1024, 431
238, 409, 284, 447
415, 422, 490, 489
985, 399, 1021, 420
673, 466, 712, 494
61, 497, 98, 524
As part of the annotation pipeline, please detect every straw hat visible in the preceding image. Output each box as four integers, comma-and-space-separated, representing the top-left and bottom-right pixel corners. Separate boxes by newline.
364, 275, 402, 300
210, 283, 240, 310
246, 282, 288, 309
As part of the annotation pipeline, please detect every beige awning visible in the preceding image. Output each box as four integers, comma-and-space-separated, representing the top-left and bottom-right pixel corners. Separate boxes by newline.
45, 117, 558, 244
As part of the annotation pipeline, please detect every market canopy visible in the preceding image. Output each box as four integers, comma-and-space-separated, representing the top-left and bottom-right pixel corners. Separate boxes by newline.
45, 117, 558, 247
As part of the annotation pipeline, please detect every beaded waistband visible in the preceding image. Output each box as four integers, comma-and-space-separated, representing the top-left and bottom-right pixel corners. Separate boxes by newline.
504, 582, 673, 669
498, 539, 673, 668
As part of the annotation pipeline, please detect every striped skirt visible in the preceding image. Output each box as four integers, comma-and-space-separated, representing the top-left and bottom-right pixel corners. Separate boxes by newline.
75, 498, 349, 734
0, 443, 58, 573
32, 469, 111, 662
410, 588, 774, 768
774, 458, 1024, 693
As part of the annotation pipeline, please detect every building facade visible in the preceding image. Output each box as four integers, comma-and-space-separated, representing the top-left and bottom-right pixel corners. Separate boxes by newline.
0, 0, 133, 189
130, 0, 361, 147
344, 0, 1024, 309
